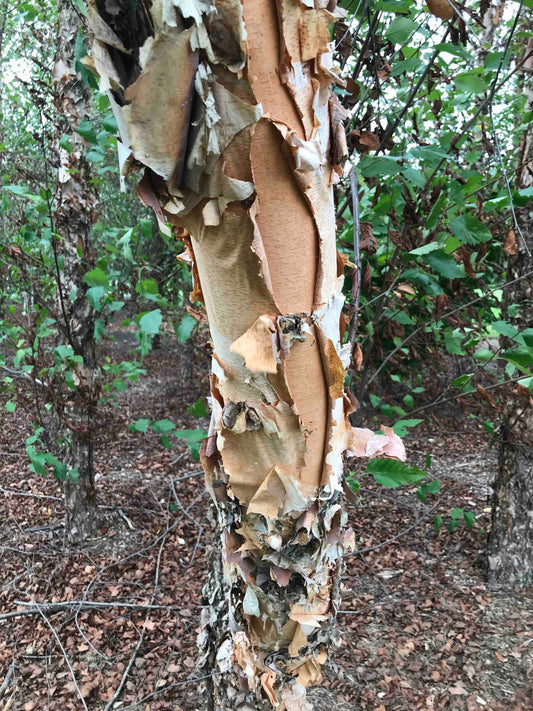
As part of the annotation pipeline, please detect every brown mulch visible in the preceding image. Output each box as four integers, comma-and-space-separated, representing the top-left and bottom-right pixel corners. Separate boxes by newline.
0, 334, 531, 710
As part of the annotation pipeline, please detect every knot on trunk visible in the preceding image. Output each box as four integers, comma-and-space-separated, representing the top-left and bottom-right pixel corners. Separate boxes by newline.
222, 401, 262, 433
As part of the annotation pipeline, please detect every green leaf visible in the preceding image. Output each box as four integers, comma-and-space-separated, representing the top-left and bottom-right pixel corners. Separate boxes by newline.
377, 0, 413, 11
3, 184, 28, 196
86, 286, 105, 310
386, 17, 417, 45
83, 268, 109, 288
366, 459, 427, 488
137, 278, 160, 302
454, 70, 488, 94
491, 320, 519, 339
71, 0, 88, 16
392, 419, 423, 437
409, 242, 442, 256
159, 435, 172, 449
463, 511, 475, 530
369, 394, 381, 408
53, 345, 75, 362
94, 319, 105, 343
402, 166, 426, 188
425, 193, 447, 230
347, 476, 360, 495
139, 309, 162, 336
416, 480, 441, 503
59, 134, 73, 152
433, 515, 443, 532
519, 329, 533, 347
450, 507, 463, 520
68, 468, 80, 483
76, 119, 97, 144
5, 401, 16, 412
449, 518, 460, 533
484, 420, 494, 434
52, 461, 68, 481
472, 348, 494, 362
448, 215, 492, 245
102, 114, 118, 133
402, 270, 443, 296
130, 418, 150, 433
403, 394, 414, 409
188, 398, 208, 418
422, 249, 465, 279
451, 373, 472, 388
502, 348, 533, 373
359, 157, 402, 178
86, 148, 105, 164
390, 57, 422, 77
174, 314, 196, 343
444, 330, 464, 356
151, 419, 175, 434
175, 428, 207, 462
175, 428, 207, 443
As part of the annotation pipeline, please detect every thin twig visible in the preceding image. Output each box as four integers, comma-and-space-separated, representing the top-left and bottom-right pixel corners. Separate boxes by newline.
0, 488, 62, 502
0, 662, 15, 698
172, 470, 203, 482
345, 486, 458, 557
367, 270, 533, 385
0, 600, 187, 621
102, 503, 172, 711
489, 102, 530, 255
33, 602, 89, 711
117, 673, 219, 711
338, 596, 416, 615
347, 166, 362, 357
73, 517, 182, 659
392, 374, 529, 423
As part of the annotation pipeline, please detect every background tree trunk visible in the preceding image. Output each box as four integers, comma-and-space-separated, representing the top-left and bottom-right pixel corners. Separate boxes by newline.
82, 0, 398, 707
487, 22, 533, 587
488, 209, 533, 587
54, 0, 99, 543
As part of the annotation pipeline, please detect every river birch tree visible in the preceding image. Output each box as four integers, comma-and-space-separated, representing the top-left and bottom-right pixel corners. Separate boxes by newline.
487, 19, 533, 587
53, 0, 100, 542
84, 0, 403, 707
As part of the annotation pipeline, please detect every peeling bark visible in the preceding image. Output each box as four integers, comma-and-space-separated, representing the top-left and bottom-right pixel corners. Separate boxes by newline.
487, 24, 533, 588
84, 0, 403, 705
488, 211, 533, 588
54, 0, 99, 543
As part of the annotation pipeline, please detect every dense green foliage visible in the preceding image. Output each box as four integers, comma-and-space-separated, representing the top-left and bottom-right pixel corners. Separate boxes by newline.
336, 0, 533, 438
1, 0, 532, 492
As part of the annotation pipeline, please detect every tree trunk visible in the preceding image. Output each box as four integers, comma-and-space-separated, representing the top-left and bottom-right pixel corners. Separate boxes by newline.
487, 24, 533, 586
54, 0, 99, 543
84, 0, 403, 705
488, 204, 533, 586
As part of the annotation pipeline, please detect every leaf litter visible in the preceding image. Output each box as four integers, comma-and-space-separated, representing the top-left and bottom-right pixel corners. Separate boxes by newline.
0, 331, 531, 710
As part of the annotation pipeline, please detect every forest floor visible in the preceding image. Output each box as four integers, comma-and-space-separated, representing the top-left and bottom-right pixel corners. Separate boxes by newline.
0, 333, 531, 711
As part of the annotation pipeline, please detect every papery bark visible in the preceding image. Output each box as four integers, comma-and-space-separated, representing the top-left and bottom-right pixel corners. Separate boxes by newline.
84, 0, 363, 706
488, 206, 533, 587
54, 0, 99, 543
488, 25, 533, 586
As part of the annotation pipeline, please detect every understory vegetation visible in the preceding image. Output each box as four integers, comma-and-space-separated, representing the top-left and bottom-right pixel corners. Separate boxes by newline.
0, 0, 532, 709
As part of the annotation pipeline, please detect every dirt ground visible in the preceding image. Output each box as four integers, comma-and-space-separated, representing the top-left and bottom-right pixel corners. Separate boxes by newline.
0, 333, 531, 710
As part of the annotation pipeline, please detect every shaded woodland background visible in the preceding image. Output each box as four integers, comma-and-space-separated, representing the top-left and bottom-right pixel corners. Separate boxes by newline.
1, 0, 532, 709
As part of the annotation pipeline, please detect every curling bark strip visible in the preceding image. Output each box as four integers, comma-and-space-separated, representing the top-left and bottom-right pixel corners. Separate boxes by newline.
85, 0, 404, 707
